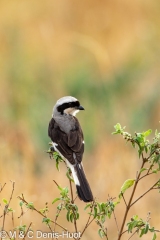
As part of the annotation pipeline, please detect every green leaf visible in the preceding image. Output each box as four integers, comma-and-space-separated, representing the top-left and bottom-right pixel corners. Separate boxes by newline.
52, 198, 61, 204
2, 198, 8, 204
39, 208, 48, 214
144, 223, 149, 234
114, 200, 120, 206
143, 129, 152, 137
112, 123, 125, 134
152, 232, 157, 240
119, 179, 135, 198
76, 212, 79, 220
149, 227, 155, 233
98, 229, 104, 238
97, 202, 102, 213
26, 202, 34, 209
133, 215, 139, 221
101, 215, 106, 223
42, 217, 51, 224
101, 203, 106, 211
60, 187, 69, 198
66, 170, 74, 182
140, 168, 147, 173
57, 203, 62, 210
19, 201, 24, 207
7, 207, 13, 212
84, 203, 91, 210
70, 213, 74, 222
16, 225, 27, 232
56, 159, 60, 171
138, 147, 144, 158
66, 211, 70, 222
53, 151, 63, 161
139, 228, 146, 237
94, 207, 97, 218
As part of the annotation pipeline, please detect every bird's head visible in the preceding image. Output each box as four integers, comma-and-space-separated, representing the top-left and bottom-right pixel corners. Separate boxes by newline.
52, 96, 84, 117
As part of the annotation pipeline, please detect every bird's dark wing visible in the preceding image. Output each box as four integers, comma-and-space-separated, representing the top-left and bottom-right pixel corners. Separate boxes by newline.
48, 117, 84, 164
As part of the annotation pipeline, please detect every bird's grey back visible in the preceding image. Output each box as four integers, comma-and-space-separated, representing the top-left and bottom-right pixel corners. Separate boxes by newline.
53, 114, 76, 134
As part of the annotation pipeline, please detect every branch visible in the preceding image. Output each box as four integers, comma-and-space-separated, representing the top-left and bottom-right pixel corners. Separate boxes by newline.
117, 160, 146, 240
128, 228, 139, 240
121, 193, 128, 208
0, 183, 6, 193
17, 195, 67, 231
53, 204, 63, 240
79, 202, 95, 239
139, 163, 155, 181
130, 180, 160, 207
113, 209, 119, 233
23, 222, 32, 240
1, 181, 15, 238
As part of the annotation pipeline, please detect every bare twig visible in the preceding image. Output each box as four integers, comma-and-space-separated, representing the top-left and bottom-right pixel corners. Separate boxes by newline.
121, 230, 128, 235
6, 231, 12, 240
12, 212, 14, 228
130, 180, 160, 207
79, 201, 95, 239
121, 193, 127, 208
54, 205, 63, 240
128, 228, 139, 240
0, 183, 6, 193
23, 222, 32, 240
139, 172, 154, 181
17, 195, 67, 231
1, 181, 15, 238
53, 180, 60, 188
47, 224, 54, 238
113, 210, 119, 233
96, 219, 109, 239
117, 159, 146, 240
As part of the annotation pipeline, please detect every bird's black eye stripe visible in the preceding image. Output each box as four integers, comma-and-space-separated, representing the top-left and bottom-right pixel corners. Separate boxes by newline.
57, 101, 80, 114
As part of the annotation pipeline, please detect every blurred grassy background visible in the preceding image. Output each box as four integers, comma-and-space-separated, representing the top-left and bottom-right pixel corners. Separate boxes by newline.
0, 0, 160, 239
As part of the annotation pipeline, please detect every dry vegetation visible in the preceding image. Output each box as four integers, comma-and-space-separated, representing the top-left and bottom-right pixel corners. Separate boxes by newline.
0, 0, 160, 239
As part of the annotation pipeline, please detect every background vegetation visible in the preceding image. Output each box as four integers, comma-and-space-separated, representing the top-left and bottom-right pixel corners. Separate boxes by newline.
0, 0, 160, 239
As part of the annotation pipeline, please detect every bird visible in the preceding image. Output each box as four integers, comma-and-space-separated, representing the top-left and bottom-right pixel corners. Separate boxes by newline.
48, 96, 93, 202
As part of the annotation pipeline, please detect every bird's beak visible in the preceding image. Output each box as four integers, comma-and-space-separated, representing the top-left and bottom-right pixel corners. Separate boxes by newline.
78, 105, 85, 110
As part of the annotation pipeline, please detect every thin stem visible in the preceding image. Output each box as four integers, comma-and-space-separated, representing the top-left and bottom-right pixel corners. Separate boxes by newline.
23, 222, 32, 240
79, 202, 95, 239
6, 232, 11, 240
121, 193, 128, 208
121, 230, 128, 235
12, 212, 14, 228
1, 181, 15, 239
130, 180, 160, 207
113, 210, 119, 233
53, 180, 60, 188
139, 172, 154, 181
54, 206, 62, 240
128, 228, 139, 240
17, 195, 67, 231
0, 183, 6, 193
47, 223, 54, 238
139, 163, 155, 181
117, 160, 146, 240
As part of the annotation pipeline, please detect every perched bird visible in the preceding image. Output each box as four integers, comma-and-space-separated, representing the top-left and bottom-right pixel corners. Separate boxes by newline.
48, 96, 93, 202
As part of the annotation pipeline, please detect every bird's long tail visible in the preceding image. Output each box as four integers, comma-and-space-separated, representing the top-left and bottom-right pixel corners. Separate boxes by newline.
73, 163, 93, 202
